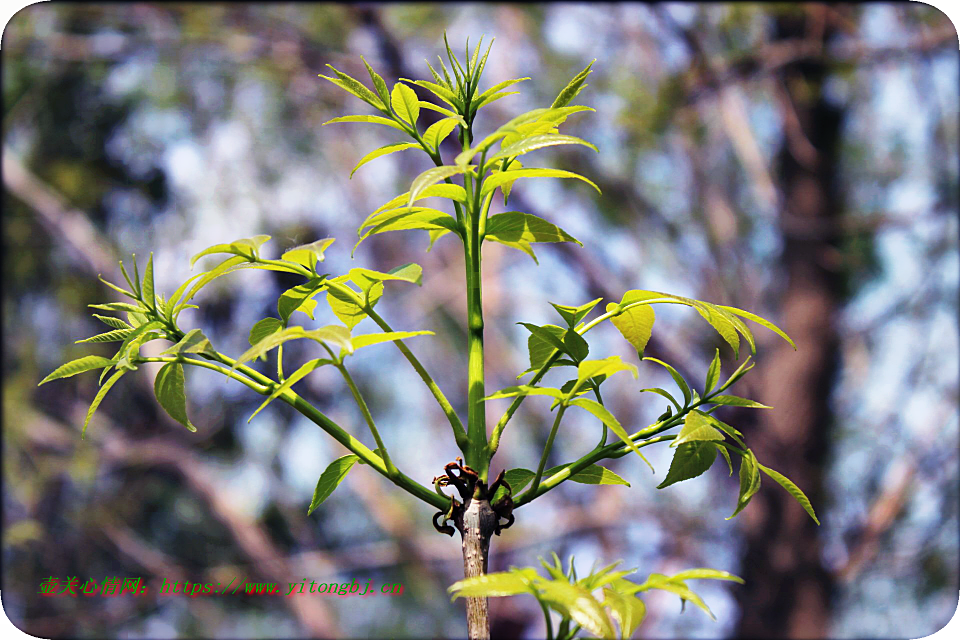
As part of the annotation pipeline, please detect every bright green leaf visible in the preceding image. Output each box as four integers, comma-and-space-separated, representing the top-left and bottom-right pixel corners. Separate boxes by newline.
758, 463, 819, 524
39, 356, 114, 385
308, 454, 360, 515
657, 442, 718, 489
391, 82, 420, 125
82, 370, 125, 438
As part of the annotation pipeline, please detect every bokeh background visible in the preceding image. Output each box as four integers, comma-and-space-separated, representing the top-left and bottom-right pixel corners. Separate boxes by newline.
2, 3, 958, 638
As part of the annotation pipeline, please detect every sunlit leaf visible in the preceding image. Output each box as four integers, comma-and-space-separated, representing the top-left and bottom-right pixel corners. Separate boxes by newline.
391, 82, 420, 125
75, 329, 131, 344
569, 398, 651, 470
485, 212, 581, 247
82, 370, 125, 439
39, 356, 114, 385
709, 395, 771, 409
480, 168, 600, 198
422, 117, 460, 151
189, 235, 270, 268
671, 410, 725, 447
350, 330, 434, 351
552, 60, 595, 108
278, 278, 327, 323
308, 454, 360, 515
606, 302, 655, 357
320, 65, 385, 110
449, 571, 536, 599
322, 114, 408, 132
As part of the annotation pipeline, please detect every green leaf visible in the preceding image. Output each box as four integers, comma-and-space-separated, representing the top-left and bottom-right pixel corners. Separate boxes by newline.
576, 356, 639, 388
39, 355, 115, 385
369, 184, 467, 218
154, 362, 197, 432
160, 328, 216, 357
484, 212, 581, 247
524, 323, 568, 371
552, 60, 595, 108
97, 275, 136, 300
278, 278, 327, 323
562, 329, 590, 362
308, 454, 360, 515
727, 449, 761, 520
472, 90, 519, 110
419, 101, 465, 122
280, 238, 335, 271
607, 302, 655, 357
519, 323, 585, 365
716, 357, 755, 394
355, 207, 459, 254
569, 398, 651, 470
536, 577, 616, 639
480, 168, 600, 198
350, 330, 434, 352
758, 463, 820, 524
602, 587, 646, 640
326, 282, 381, 329
348, 263, 423, 288
641, 387, 682, 413
671, 410, 725, 447
642, 357, 692, 407
234, 326, 354, 368
636, 573, 716, 620
390, 82, 420, 125
449, 571, 535, 599
249, 358, 333, 422
719, 306, 796, 349
704, 349, 721, 395
322, 114, 408, 133
549, 464, 630, 486
482, 385, 567, 401
89, 302, 145, 314
82, 370, 126, 438
422, 117, 460, 151
488, 134, 597, 164
92, 314, 132, 330
320, 65, 385, 110
75, 329, 132, 344
709, 395, 772, 409
189, 235, 270, 268
668, 569, 744, 583
474, 77, 529, 106
249, 318, 283, 346
141, 253, 155, 310
408, 166, 466, 206
716, 444, 734, 475
406, 79, 460, 108
695, 303, 740, 359
361, 56, 390, 107
550, 298, 603, 328
502, 468, 536, 494
657, 442, 718, 489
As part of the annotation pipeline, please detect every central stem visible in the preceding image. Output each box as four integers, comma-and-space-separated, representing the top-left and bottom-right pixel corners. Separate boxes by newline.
455, 496, 497, 640
464, 205, 488, 479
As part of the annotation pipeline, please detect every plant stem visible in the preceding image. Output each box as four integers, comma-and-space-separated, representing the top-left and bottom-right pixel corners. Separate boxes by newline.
464, 195, 488, 479
337, 362, 397, 477
531, 405, 567, 496
455, 495, 497, 640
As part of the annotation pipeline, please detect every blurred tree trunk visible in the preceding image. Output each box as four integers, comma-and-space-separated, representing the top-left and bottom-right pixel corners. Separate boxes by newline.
734, 12, 843, 639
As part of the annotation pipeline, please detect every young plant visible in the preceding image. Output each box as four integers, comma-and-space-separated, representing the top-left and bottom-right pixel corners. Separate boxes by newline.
41, 35, 817, 639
